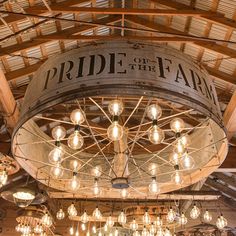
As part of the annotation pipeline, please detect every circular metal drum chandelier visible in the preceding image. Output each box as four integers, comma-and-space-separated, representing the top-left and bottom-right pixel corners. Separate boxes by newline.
12, 41, 228, 199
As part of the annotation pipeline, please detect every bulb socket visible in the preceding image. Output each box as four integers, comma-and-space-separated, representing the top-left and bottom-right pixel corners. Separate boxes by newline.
113, 115, 119, 122
175, 132, 181, 138
55, 140, 61, 147
152, 119, 158, 126
174, 165, 179, 170
74, 125, 80, 132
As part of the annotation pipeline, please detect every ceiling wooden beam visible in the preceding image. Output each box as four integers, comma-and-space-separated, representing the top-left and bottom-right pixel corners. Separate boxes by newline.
0, 0, 89, 27
0, 69, 19, 133
152, 0, 236, 30
25, 6, 219, 16
205, 177, 236, 199
223, 90, 236, 139
0, 16, 121, 58
217, 146, 236, 172
211, 172, 236, 189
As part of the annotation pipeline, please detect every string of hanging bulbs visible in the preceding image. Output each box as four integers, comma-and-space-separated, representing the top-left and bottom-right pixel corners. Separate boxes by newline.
54, 203, 228, 236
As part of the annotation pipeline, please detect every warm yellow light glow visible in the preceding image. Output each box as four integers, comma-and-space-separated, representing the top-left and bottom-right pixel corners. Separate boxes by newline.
70, 109, 85, 125
68, 131, 84, 150
107, 121, 124, 141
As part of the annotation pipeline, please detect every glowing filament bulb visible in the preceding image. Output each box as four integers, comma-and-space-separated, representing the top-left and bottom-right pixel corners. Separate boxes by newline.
48, 146, 64, 164
190, 204, 200, 219
93, 206, 102, 220
108, 99, 124, 116
149, 177, 160, 194
179, 212, 188, 225
107, 121, 123, 141
52, 125, 66, 140
120, 188, 128, 199
93, 179, 101, 196
118, 210, 127, 225
91, 165, 102, 177
81, 210, 89, 223
148, 125, 165, 144
69, 226, 74, 235
50, 163, 64, 179
180, 153, 195, 170
70, 109, 85, 125
143, 210, 151, 225
68, 203, 77, 217
41, 212, 53, 227
0, 169, 8, 186
68, 174, 80, 192
130, 219, 138, 231
170, 118, 185, 133
203, 210, 212, 223
56, 208, 65, 220
167, 207, 176, 223
106, 215, 114, 228
68, 131, 84, 150
81, 223, 86, 231
142, 226, 149, 236
216, 214, 227, 229
155, 216, 163, 227
171, 168, 183, 185
146, 104, 162, 120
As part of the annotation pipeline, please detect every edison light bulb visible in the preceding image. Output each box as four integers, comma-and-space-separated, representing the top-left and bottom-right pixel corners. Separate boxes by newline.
143, 210, 151, 225
155, 216, 163, 227
169, 152, 180, 165
179, 212, 188, 225
93, 206, 102, 220
98, 230, 102, 236
190, 204, 200, 219
70, 159, 81, 172
0, 169, 8, 186
106, 215, 114, 228
167, 207, 176, 223
68, 174, 80, 192
142, 226, 149, 236
170, 118, 185, 133
92, 225, 97, 234
149, 177, 160, 194
68, 203, 77, 217
216, 214, 227, 229
203, 210, 212, 223
108, 99, 124, 116
48, 146, 64, 164
69, 226, 74, 235
93, 179, 101, 196
91, 165, 102, 177
107, 121, 123, 141
179, 134, 190, 147
68, 131, 84, 150
171, 170, 183, 185
146, 104, 162, 120
70, 109, 85, 125
56, 208, 65, 220
15, 224, 21, 232
164, 228, 172, 236
50, 163, 64, 179
118, 210, 127, 225
81, 223, 86, 231
148, 125, 164, 144
130, 219, 138, 231
42, 212, 53, 227
104, 223, 108, 232
120, 188, 128, 199
133, 231, 140, 236
148, 163, 158, 176
34, 223, 43, 234
150, 223, 157, 234
52, 125, 66, 140
114, 228, 119, 236
180, 153, 195, 170
156, 228, 164, 236
174, 141, 185, 155
81, 210, 89, 223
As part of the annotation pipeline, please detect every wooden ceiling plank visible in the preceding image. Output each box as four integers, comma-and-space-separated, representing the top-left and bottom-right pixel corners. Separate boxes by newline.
0, 15, 121, 58
151, 0, 236, 30
211, 172, 236, 189
0, 0, 90, 26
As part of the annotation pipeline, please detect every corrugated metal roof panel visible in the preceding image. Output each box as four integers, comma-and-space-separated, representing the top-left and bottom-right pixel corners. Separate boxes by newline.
25, 46, 42, 65
217, 0, 236, 19
195, 0, 213, 11
5, 55, 25, 71
44, 40, 61, 56
188, 18, 208, 36
208, 23, 227, 40
170, 16, 187, 32
183, 43, 201, 60
219, 58, 236, 74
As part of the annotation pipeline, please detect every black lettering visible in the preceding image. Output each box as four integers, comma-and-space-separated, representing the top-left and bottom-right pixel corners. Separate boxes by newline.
96, 54, 106, 75
175, 64, 190, 87
43, 67, 57, 90
76, 56, 85, 78
87, 55, 95, 76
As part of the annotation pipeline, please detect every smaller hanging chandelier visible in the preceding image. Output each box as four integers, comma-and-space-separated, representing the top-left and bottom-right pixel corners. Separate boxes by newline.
203, 209, 212, 223
68, 202, 77, 217
56, 208, 65, 220
216, 214, 227, 229
12, 187, 35, 208
190, 204, 200, 219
